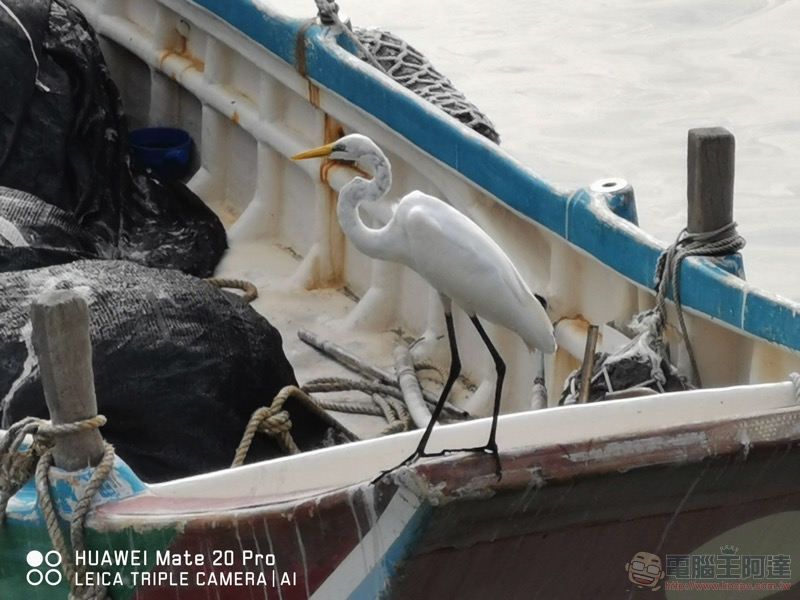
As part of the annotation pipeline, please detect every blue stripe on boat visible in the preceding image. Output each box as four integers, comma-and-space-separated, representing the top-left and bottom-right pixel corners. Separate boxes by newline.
192, 0, 800, 352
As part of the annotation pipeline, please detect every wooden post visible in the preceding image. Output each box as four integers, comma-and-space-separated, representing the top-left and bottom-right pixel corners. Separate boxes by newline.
578, 325, 599, 404
30, 290, 105, 471
687, 127, 735, 235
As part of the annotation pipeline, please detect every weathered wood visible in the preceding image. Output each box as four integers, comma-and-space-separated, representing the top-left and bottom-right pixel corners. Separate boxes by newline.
687, 127, 735, 234
30, 290, 104, 471
578, 325, 600, 404
298, 329, 468, 417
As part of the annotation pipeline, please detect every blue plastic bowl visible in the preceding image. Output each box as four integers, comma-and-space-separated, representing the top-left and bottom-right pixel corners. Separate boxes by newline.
129, 127, 193, 180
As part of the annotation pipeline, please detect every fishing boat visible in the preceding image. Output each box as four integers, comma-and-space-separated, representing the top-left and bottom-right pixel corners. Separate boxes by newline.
3, 0, 800, 598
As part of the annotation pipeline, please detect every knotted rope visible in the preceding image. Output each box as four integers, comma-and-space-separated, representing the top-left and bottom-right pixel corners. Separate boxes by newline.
0, 415, 114, 600
233, 369, 452, 466
0, 418, 47, 519
232, 386, 303, 467
653, 221, 745, 387
313, 0, 385, 71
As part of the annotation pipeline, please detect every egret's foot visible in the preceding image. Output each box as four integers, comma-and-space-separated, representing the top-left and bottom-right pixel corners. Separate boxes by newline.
371, 445, 502, 485
443, 442, 502, 480
371, 449, 437, 485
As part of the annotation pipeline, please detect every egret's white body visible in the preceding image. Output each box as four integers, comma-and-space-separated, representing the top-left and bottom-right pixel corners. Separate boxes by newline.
293, 134, 556, 478
377, 194, 556, 354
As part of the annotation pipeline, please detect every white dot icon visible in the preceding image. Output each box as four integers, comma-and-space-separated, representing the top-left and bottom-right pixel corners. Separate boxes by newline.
26, 550, 44, 568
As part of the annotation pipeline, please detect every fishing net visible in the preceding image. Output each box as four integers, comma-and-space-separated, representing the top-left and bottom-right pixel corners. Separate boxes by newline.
315, 0, 500, 142
353, 28, 501, 144
0, 260, 323, 483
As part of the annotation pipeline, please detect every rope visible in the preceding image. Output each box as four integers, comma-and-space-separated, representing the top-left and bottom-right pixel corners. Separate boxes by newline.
0, 415, 107, 523
232, 379, 418, 466
232, 352, 470, 462
303, 376, 407, 401
0, 417, 47, 520
314, 396, 383, 416
654, 222, 745, 387
312, 0, 499, 142
385, 396, 411, 426
313, 0, 385, 72
372, 394, 411, 435
204, 278, 258, 303
232, 386, 303, 467
0, 415, 113, 600
413, 360, 447, 382
36, 444, 115, 600
313, 0, 339, 25
303, 377, 410, 429
306, 381, 414, 432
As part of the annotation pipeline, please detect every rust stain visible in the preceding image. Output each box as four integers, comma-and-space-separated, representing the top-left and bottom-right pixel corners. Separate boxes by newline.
310, 115, 349, 288
554, 314, 590, 328
320, 161, 370, 186
319, 115, 347, 186
308, 82, 320, 108
157, 47, 205, 78
324, 114, 345, 144
294, 19, 315, 77
232, 110, 240, 125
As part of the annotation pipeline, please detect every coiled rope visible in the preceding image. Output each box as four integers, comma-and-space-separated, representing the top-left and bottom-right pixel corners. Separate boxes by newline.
654, 221, 745, 387
232, 369, 453, 466
0, 415, 114, 600
204, 278, 258, 303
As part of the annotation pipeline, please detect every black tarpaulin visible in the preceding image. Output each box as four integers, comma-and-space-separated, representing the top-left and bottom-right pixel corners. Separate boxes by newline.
0, 260, 304, 482
0, 0, 227, 277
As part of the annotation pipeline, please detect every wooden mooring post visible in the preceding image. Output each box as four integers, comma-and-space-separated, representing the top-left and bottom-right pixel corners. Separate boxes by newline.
687, 127, 735, 235
30, 290, 105, 471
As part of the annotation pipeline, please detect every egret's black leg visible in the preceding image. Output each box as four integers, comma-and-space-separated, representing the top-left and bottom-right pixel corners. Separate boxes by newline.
467, 316, 505, 479
372, 309, 461, 484
413, 310, 461, 456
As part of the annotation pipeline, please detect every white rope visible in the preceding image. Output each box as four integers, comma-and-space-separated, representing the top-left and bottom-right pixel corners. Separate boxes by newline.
0, 1, 50, 91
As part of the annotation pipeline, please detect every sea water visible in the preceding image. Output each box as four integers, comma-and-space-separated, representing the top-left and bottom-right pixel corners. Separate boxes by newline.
269, 0, 800, 301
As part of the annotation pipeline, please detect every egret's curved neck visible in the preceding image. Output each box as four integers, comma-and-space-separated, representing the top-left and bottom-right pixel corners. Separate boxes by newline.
337, 149, 394, 259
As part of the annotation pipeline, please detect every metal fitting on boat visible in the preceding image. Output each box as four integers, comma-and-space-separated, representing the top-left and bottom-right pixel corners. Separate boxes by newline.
591, 178, 639, 225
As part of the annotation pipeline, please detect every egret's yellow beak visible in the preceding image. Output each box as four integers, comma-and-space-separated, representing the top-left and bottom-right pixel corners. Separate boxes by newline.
291, 143, 336, 161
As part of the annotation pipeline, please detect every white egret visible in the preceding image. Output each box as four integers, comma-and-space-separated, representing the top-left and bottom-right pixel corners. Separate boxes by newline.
292, 134, 556, 479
